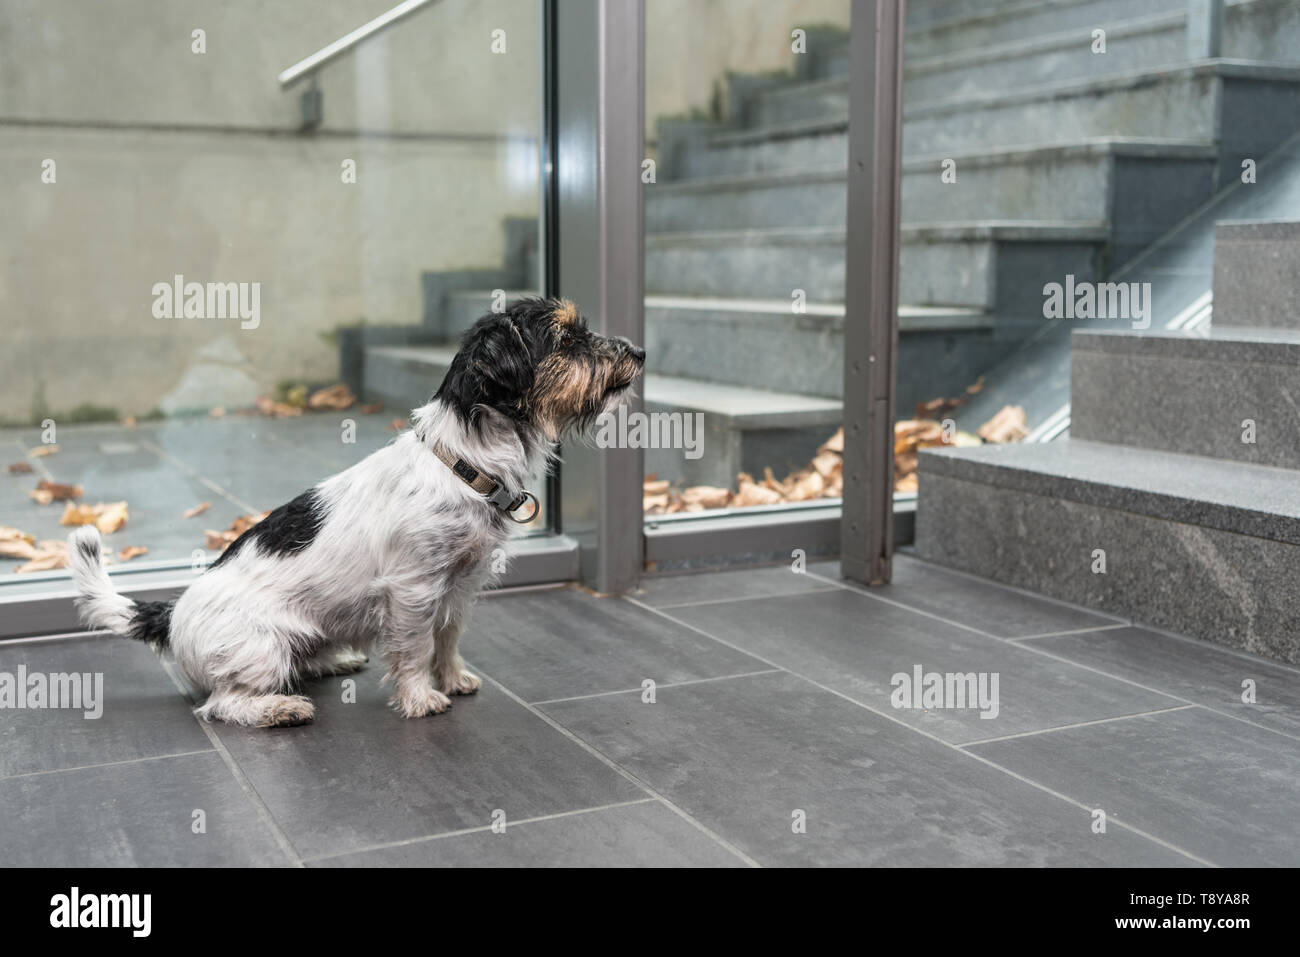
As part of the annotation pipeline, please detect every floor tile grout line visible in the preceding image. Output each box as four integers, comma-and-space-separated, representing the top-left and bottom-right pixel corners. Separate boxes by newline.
303, 798, 659, 862
800, 568, 1300, 743
800, 569, 1007, 639
528, 668, 783, 707
137, 437, 261, 515
1006, 622, 1133, 642
0, 748, 217, 783
159, 660, 306, 868
1099, 619, 1300, 676
648, 586, 841, 611
877, 557, 1300, 675
624, 596, 1218, 868
469, 662, 762, 868
953, 704, 1199, 747
878, 555, 1132, 625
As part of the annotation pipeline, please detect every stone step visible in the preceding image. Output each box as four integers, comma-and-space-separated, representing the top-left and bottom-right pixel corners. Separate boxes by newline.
905, 0, 1188, 60
1070, 326, 1300, 468
422, 291, 1006, 409
914, 438, 1300, 664
726, 62, 1300, 175
905, 8, 1189, 104
908, 0, 1300, 101
1212, 220, 1300, 330
642, 295, 1008, 409
653, 139, 1216, 264
359, 344, 843, 490
906, 61, 1300, 163
678, 118, 848, 180
645, 223, 1107, 313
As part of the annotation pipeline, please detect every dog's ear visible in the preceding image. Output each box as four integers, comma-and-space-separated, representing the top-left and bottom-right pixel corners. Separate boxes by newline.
434, 314, 535, 425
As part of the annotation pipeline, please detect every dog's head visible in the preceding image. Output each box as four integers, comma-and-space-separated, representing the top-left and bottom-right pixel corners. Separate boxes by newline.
434, 297, 645, 441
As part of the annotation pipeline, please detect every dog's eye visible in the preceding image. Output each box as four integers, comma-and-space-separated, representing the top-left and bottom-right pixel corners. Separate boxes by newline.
560, 330, 575, 347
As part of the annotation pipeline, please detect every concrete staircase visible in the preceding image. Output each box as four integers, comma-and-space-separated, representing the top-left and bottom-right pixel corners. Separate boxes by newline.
916, 218, 1300, 665
347, 0, 1300, 490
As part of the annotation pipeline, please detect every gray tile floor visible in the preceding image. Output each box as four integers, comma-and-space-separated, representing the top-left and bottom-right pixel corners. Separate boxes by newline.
3, 554, 1298, 867
2, 416, 397, 569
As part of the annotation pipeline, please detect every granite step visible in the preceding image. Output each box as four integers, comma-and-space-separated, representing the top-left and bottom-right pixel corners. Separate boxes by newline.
730, 62, 1300, 173
903, 61, 1300, 166
905, 0, 1188, 60
905, 0, 1300, 102
915, 438, 1300, 664
359, 344, 843, 489
1212, 220, 1300, 330
654, 139, 1216, 264
1070, 326, 1300, 468
415, 291, 1005, 410
904, 8, 1189, 104
645, 223, 1107, 313
641, 294, 1005, 409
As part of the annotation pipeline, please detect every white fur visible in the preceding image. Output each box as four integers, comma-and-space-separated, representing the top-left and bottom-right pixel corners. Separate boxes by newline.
68, 399, 550, 727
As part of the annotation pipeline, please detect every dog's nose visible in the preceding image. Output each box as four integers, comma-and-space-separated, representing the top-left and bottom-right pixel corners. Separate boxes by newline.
615, 337, 646, 364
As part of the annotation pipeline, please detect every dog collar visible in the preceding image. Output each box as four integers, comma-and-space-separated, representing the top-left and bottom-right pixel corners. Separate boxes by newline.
431, 444, 540, 523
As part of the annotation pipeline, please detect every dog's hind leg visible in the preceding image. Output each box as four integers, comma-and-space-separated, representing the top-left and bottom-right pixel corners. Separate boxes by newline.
195, 686, 316, 727
433, 619, 480, 696
301, 647, 369, 678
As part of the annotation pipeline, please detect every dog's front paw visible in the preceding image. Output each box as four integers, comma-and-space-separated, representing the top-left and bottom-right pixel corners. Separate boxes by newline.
438, 669, 481, 696
259, 694, 316, 728
393, 685, 453, 718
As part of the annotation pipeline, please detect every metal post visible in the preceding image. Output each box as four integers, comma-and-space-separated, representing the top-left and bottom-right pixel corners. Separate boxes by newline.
554, 0, 646, 594
1187, 0, 1224, 59
841, 0, 905, 586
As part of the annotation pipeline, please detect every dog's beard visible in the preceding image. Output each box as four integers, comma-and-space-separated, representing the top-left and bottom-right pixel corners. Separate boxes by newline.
599, 383, 634, 415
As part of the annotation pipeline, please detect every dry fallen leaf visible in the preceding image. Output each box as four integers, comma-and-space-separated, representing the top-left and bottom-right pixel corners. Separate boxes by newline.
307, 383, 357, 411
680, 485, 731, 509
255, 395, 303, 418
0, 526, 38, 560
15, 540, 69, 573
122, 415, 137, 428
96, 502, 129, 533
643, 478, 670, 496
118, 545, 149, 561
360, 402, 384, 415
7, 462, 34, 474
978, 405, 1029, 444
209, 406, 226, 418
59, 500, 129, 533
28, 445, 59, 458
183, 501, 212, 519
205, 511, 270, 552
33, 479, 83, 502
734, 479, 783, 508
388, 418, 409, 432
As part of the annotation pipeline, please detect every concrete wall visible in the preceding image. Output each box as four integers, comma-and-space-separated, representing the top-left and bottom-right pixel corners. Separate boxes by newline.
646, 0, 851, 135
0, 0, 543, 420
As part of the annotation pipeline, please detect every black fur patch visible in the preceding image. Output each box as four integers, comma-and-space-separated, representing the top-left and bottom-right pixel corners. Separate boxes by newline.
212, 488, 327, 568
433, 297, 574, 431
128, 599, 175, 650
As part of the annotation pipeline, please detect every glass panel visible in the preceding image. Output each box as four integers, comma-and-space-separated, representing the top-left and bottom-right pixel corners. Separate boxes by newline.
1, 1, 545, 583
641, 5, 851, 525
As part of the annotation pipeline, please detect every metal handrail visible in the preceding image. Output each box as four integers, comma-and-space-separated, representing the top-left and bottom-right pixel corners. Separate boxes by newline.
277, 0, 441, 88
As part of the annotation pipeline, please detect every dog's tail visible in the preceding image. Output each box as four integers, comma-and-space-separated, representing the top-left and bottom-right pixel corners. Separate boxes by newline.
66, 526, 173, 649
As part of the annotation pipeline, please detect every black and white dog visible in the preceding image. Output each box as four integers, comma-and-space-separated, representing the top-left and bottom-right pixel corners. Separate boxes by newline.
67, 298, 644, 727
